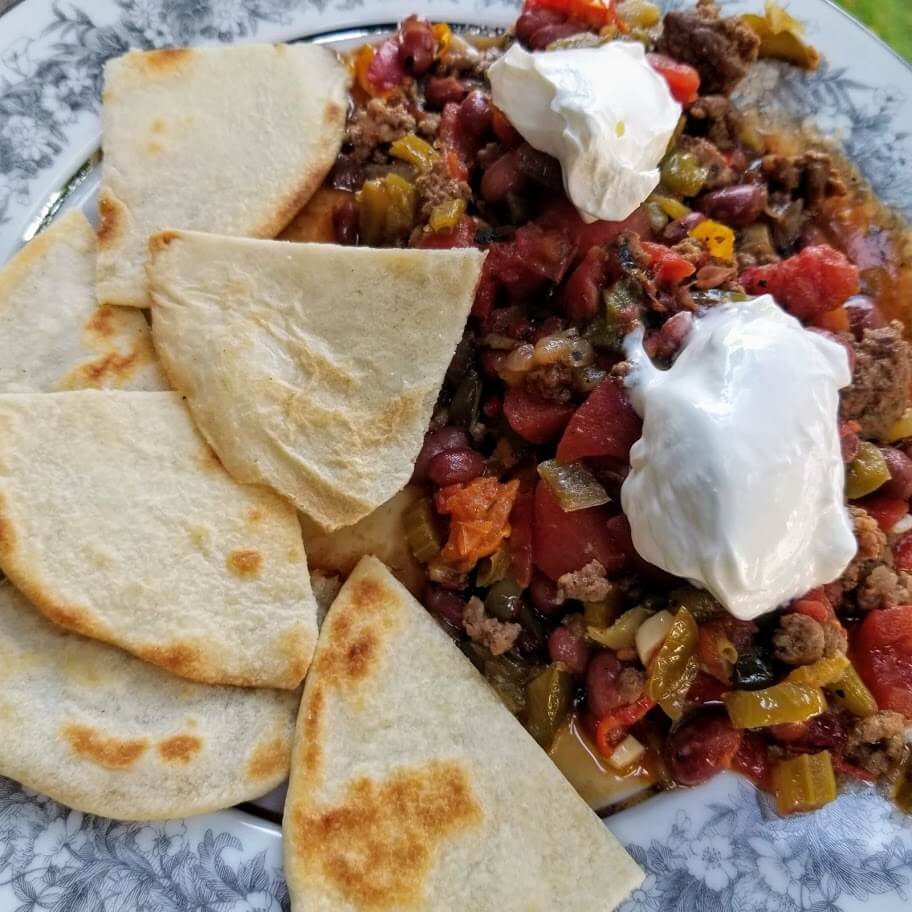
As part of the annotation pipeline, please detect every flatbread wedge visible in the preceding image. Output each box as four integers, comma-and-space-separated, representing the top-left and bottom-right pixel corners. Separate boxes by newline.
283, 556, 643, 911
97, 43, 350, 308
0, 390, 317, 689
0, 210, 166, 392
148, 232, 486, 531
0, 580, 298, 820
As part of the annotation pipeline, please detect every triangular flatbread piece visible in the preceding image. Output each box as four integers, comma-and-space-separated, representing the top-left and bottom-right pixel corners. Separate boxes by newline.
0, 390, 317, 688
97, 44, 350, 308
0, 580, 298, 821
148, 232, 486, 531
0, 210, 166, 392
283, 557, 643, 911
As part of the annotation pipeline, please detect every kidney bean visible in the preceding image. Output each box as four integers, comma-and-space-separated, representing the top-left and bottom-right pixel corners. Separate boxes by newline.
428, 447, 485, 486
549, 626, 589, 674
412, 426, 471, 482
585, 650, 624, 719
653, 311, 693, 360
663, 212, 705, 243
424, 75, 468, 108
482, 395, 502, 420
458, 90, 493, 139
426, 587, 466, 635
697, 184, 768, 227
665, 707, 742, 787
516, 143, 562, 190
332, 199, 358, 246
515, 7, 565, 45
527, 21, 584, 49
398, 16, 435, 75
845, 294, 886, 338
328, 156, 365, 192
880, 446, 912, 500
530, 573, 563, 616
481, 149, 527, 203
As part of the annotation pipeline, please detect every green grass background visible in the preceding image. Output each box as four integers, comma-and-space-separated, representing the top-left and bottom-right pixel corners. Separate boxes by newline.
834, 0, 912, 61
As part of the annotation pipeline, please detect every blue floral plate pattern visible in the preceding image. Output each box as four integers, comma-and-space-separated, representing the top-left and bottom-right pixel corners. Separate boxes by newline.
1, 1, 911, 910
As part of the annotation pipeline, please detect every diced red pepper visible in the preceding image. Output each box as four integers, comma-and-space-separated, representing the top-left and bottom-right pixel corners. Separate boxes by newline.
740, 245, 860, 322
894, 531, 912, 573
646, 53, 701, 105
556, 379, 642, 464
856, 494, 909, 533
594, 695, 656, 758
641, 241, 697, 287
504, 385, 576, 444
532, 481, 633, 580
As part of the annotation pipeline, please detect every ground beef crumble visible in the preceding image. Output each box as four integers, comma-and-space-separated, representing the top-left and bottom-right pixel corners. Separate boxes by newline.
346, 93, 417, 163
556, 560, 611, 603
857, 564, 912, 611
414, 157, 471, 220
687, 95, 742, 151
773, 613, 826, 666
617, 667, 646, 704
463, 596, 521, 656
841, 321, 912, 441
844, 711, 907, 778
657, 0, 760, 96
526, 363, 575, 405
761, 151, 847, 204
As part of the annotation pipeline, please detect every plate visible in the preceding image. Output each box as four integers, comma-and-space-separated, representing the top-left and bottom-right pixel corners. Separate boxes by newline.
1, 1, 911, 910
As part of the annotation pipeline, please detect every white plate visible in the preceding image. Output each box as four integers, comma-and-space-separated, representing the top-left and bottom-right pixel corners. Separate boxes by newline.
1, 1, 911, 910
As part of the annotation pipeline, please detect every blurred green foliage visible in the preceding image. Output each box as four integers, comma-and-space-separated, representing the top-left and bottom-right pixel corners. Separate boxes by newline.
835, 0, 912, 61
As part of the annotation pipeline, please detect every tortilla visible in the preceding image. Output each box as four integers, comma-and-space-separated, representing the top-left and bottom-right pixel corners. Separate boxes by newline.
283, 556, 643, 911
148, 231, 485, 531
0, 580, 298, 820
0, 390, 317, 689
96, 43, 350, 308
0, 210, 166, 392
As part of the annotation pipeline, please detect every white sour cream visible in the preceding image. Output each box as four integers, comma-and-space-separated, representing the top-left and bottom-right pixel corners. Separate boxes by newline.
620, 296, 856, 621
487, 41, 681, 223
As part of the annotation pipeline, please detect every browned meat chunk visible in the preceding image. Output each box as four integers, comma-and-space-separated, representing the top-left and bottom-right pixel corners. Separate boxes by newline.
857, 564, 912, 611
679, 136, 736, 190
463, 596, 521, 656
844, 711, 906, 778
526, 363, 574, 405
414, 157, 471, 221
761, 151, 846, 203
658, 0, 760, 96
822, 621, 848, 657
617, 667, 646, 705
834, 506, 885, 594
773, 613, 825, 666
557, 560, 611, 603
841, 322, 912, 441
346, 93, 417, 163
688, 95, 742, 150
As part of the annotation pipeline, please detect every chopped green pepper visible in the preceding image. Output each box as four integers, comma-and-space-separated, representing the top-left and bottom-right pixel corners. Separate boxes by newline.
485, 578, 523, 622
724, 682, 827, 729
449, 369, 482, 429
742, 3, 820, 70
476, 545, 511, 587
846, 441, 890, 499
588, 606, 652, 650
537, 460, 610, 511
525, 664, 572, 748
772, 751, 837, 815
403, 496, 443, 563
827, 663, 878, 717
660, 150, 708, 198
584, 584, 624, 627
646, 607, 699, 720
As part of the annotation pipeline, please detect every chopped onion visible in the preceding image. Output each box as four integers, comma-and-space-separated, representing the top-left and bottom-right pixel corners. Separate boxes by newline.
635, 609, 675, 666
607, 734, 646, 771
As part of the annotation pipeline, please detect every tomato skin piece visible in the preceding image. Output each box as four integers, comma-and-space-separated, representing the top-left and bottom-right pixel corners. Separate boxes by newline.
532, 481, 632, 580
855, 605, 912, 718
556, 379, 642, 464
640, 241, 697, 287
646, 53, 701, 105
856, 494, 909, 533
504, 385, 576, 444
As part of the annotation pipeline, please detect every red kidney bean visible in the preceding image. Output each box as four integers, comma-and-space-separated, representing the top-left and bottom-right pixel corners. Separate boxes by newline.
845, 294, 886, 338
428, 447, 485, 486
424, 75, 469, 108
515, 7, 565, 45
654, 312, 693, 360
458, 90, 493, 139
697, 184, 768, 227
481, 149, 527, 204
665, 707, 742, 787
398, 16, 435, 75
332, 200, 358, 246
529, 573, 563, 616
482, 395, 502, 420
328, 156, 365, 192
527, 21, 583, 49
880, 447, 912, 500
549, 626, 590, 674
663, 212, 705, 243
412, 426, 471, 482
426, 587, 466, 635
585, 650, 624, 719
516, 143, 562, 190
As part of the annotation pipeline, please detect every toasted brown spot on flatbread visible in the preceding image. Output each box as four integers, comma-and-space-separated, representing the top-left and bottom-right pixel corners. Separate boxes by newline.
141, 48, 194, 74
227, 548, 262, 578
0, 497, 14, 556
146, 140, 164, 155
86, 306, 117, 340
292, 762, 482, 909
151, 118, 166, 133
246, 735, 288, 780
157, 734, 202, 764
324, 102, 344, 127
97, 190, 125, 250
138, 642, 202, 680
301, 685, 325, 777
246, 507, 265, 526
149, 230, 180, 254
197, 445, 223, 473
63, 350, 141, 388
64, 723, 148, 769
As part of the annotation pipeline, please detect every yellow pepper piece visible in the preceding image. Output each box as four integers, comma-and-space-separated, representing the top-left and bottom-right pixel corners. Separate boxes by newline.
787, 654, 849, 688
742, 2, 820, 70
845, 441, 891, 500
619, 0, 660, 29
647, 607, 699, 720
828, 663, 878, 717
772, 751, 837, 815
690, 219, 736, 260
429, 198, 467, 232
390, 133, 440, 171
724, 682, 827, 729
653, 195, 691, 221
885, 407, 912, 443
432, 22, 452, 56
356, 173, 417, 246
588, 606, 651, 651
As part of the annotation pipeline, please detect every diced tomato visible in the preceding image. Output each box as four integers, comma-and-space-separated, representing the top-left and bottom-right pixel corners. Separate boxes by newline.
556, 379, 642, 464
894, 531, 912, 572
522, 0, 621, 29
558, 246, 611, 323
740, 245, 860, 322
665, 707, 742, 787
856, 494, 909, 533
731, 731, 771, 789
532, 481, 633, 580
508, 488, 535, 587
413, 215, 476, 250
365, 39, 407, 92
537, 194, 652, 256
640, 241, 697, 287
770, 713, 847, 752
854, 605, 912, 718
646, 53, 701, 105
504, 385, 576, 444
687, 670, 729, 704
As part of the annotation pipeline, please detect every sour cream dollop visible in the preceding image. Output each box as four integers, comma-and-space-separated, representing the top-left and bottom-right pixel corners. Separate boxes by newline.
487, 41, 681, 223
620, 296, 856, 621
